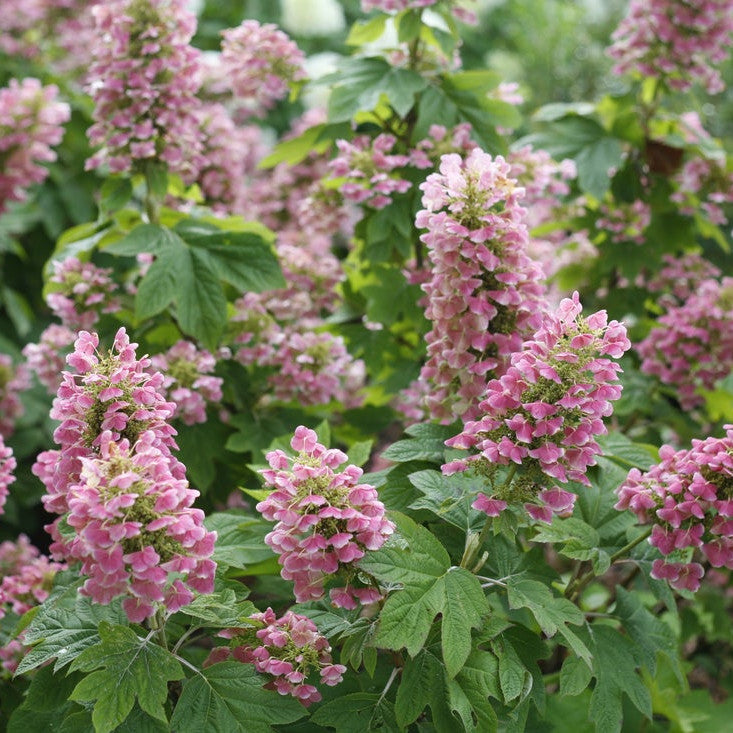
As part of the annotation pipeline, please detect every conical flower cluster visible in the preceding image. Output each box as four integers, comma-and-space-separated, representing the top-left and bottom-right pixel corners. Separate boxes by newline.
407, 149, 547, 423
444, 292, 630, 521
616, 426, 733, 592
210, 607, 346, 705
33, 328, 215, 621
256, 426, 394, 608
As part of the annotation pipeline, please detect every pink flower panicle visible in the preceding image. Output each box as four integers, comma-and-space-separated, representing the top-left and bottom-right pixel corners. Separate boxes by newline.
0, 435, 16, 515
596, 199, 652, 245
638, 277, 733, 410
404, 149, 547, 424
46, 257, 120, 330
232, 296, 365, 407
85, 0, 203, 179
0, 355, 30, 438
330, 134, 412, 210
220, 20, 306, 118
409, 123, 478, 169
360, 0, 478, 24
195, 103, 264, 212
33, 328, 179, 552
256, 426, 394, 607
444, 292, 630, 522
646, 252, 722, 309
671, 156, 733, 228
616, 426, 733, 592
150, 341, 223, 425
0, 77, 70, 213
211, 608, 346, 705
22, 324, 77, 396
64, 429, 216, 622
608, 0, 733, 94
0, 536, 66, 675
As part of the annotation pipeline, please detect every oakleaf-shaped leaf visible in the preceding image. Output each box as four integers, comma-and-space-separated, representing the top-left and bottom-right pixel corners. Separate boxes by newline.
69, 622, 183, 733
442, 568, 489, 678
506, 577, 591, 665
169, 662, 305, 733
17, 579, 126, 674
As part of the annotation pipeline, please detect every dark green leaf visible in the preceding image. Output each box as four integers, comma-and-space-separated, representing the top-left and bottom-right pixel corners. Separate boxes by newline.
170, 662, 305, 733
69, 622, 183, 733
575, 138, 623, 199
104, 223, 184, 256
175, 248, 227, 350
99, 178, 133, 215
134, 248, 180, 320
559, 654, 593, 697
506, 577, 591, 665
395, 649, 442, 727
310, 693, 399, 732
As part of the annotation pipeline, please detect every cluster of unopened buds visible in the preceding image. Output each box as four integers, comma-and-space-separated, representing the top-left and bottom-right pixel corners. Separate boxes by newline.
151, 340, 223, 425
209, 607, 346, 705
616, 426, 733, 592
330, 134, 411, 210
256, 426, 394, 608
46, 257, 120, 330
444, 292, 630, 522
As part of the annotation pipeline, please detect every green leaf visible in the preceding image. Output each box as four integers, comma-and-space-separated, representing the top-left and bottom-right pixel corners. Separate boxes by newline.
585, 625, 652, 733
134, 247, 180, 320
614, 587, 680, 679
175, 248, 227, 350
144, 161, 168, 199
575, 137, 623, 199
506, 577, 591, 665
176, 590, 255, 627
205, 513, 278, 570
17, 580, 127, 674
310, 693, 399, 732
99, 178, 133, 215
175, 225, 285, 293
69, 623, 183, 733
441, 568, 489, 678
447, 653, 500, 733
395, 649, 442, 727
559, 655, 593, 697
360, 512, 449, 588
397, 9, 422, 43
381, 436, 446, 462
495, 637, 530, 704
346, 15, 387, 45
104, 223, 183, 256
327, 57, 428, 121
596, 432, 658, 470
170, 662, 305, 733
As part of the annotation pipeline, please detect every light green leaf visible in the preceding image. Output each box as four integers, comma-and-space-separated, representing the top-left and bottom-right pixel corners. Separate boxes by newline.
346, 15, 387, 45
614, 586, 680, 679
104, 223, 183, 256
586, 625, 652, 733
176, 590, 255, 627
175, 248, 227, 350
69, 623, 183, 733
170, 662, 305, 733
442, 568, 489, 678
559, 654, 593, 697
17, 581, 127, 674
575, 137, 623, 199
134, 247, 180, 320
327, 57, 428, 121
506, 577, 591, 665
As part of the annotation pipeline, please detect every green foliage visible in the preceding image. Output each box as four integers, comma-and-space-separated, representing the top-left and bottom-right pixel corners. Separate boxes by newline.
170, 662, 305, 733
360, 513, 489, 675
69, 622, 184, 733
